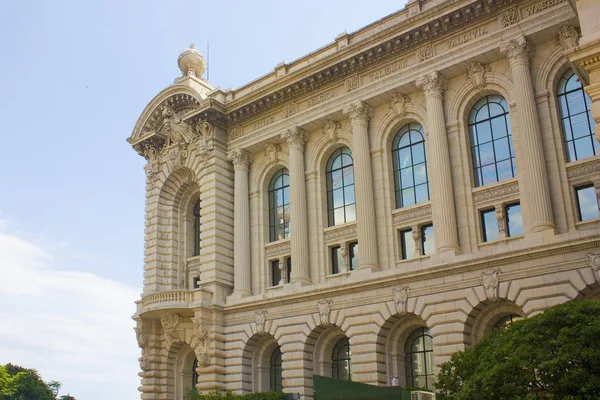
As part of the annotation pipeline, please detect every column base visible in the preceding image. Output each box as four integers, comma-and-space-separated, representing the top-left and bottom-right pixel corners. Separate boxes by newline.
530, 221, 556, 234
228, 289, 252, 300
357, 263, 380, 273
289, 277, 311, 286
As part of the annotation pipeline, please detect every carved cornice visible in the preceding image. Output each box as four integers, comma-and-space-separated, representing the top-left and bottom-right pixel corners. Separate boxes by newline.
343, 101, 371, 123
225, 0, 516, 125
281, 127, 307, 150
393, 204, 432, 225
472, 182, 520, 204
265, 240, 291, 256
324, 224, 357, 242
500, 36, 534, 67
227, 149, 252, 170
415, 71, 447, 97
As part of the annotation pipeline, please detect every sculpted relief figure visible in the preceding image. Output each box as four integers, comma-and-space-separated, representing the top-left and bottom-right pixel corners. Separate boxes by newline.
317, 299, 332, 326
255, 310, 268, 334
134, 326, 151, 371
481, 270, 500, 302
162, 104, 194, 146
161, 313, 184, 346
195, 118, 214, 159
393, 286, 409, 314
587, 249, 600, 283
192, 317, 211, 366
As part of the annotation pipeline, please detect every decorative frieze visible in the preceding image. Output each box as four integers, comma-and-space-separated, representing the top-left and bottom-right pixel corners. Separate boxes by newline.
447, 27, 488, 49
229, 126, 242, 140
265, 241, 291, 256
499, 8, 519, 27
307, 90, 337, 107
283, 102, 297, 118
472, 182, 519, 204
566, 160, 600, 179
481, 270, 501, 302
523, 0, 567, 18
324, 224, 357, 241
392, 204, 432, 225
416, 44, 433, 63
345, 75, 360, 92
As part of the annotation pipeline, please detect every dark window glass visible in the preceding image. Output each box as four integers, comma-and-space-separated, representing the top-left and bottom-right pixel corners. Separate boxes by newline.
400, 229, 415, 260
404, 327, 435, 390
421, 225, 434, 256
192, 277, 200, 289
349, 242, 359, 271
269, 169, 291, 242
271, 259, 292, 286
493, 314, 523, 331
468, 95, 516, 187
332, 246, 343, 274
332, 337, 351, 381
192, 358, 199, 387
327, 148, 356, 226
557, 70, 598, 162
576, 185, 600, 222
392, 124, 430, 208
270, 347, 283, 391
193, 199, 201, 256
506, 203, 524, 237
481, 209, 499, 242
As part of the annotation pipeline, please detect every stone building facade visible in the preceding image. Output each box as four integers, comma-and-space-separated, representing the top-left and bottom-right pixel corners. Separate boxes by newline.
128, 0, 600, 398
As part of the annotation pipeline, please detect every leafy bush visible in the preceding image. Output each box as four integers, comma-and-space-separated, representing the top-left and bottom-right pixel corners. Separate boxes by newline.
186, 389, 286, 400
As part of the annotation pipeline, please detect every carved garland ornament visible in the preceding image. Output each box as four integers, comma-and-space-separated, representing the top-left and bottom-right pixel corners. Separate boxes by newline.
324, 224, 357, 241
345, 75, 360, 92
416, 44, 433, 63
317, 299, 333, 326
567, 160, 600, 179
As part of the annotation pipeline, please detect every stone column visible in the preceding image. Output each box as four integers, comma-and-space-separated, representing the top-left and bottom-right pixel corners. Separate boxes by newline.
343, 101, 379, 270
281, 127, 311, 284
500, 37, 555, 233
227, 149, 252, 297
415, 71, 460, 253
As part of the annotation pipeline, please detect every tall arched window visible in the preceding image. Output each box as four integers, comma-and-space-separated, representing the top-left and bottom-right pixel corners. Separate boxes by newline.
192, 358, 199, 388
269, 346, 283, 391
332, 337, 351, 381
468, 95, 515, 187
392, 123, 430, 208
557, 69, 598, 162
269, 169, 290, 242
193, 199, 201, 256
326, 148, 356, 226
405, 327, 434, 390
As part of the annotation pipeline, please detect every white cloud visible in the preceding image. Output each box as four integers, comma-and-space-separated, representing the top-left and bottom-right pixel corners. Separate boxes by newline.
0, 220, 141, 400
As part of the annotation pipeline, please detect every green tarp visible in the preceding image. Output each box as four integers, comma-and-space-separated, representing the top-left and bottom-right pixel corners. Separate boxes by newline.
313, 375, 413, 400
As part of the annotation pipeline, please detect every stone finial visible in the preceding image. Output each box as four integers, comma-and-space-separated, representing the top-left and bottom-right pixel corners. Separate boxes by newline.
255, 310, 268, 334
317, 299, 333, 326
587, 249, 600, 283
389, 92, 409, 118
227, 149, 252, 170
343, 101, 371, 123
281, 127, 307, 150
392, 286, 409, 314
178, 43, 207, 78
323, 120, 340, 142
415, 71, 447, 97
466, 62, 490, 91
481, 270, 501, 302
499, 36, 533, 66
558, 25, 579, 51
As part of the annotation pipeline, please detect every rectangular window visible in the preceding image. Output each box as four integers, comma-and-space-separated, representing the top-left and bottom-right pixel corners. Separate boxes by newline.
271, 260, 281, 287
349, 242, 359, 271
331, 246, 343, 274
421, 224, 434, 256
286, 258, 292, 283
506, 203, 524, 237
192, 277, 200, 289
576, 185, 599, 222
400, 229, 415, 260
481, 209, 499, 242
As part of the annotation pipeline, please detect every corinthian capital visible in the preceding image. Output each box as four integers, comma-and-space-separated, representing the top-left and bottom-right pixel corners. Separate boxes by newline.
415, 71, 447, 97
280, 126, 307, 150
343, 101, 371, 124
227, 148, 251, 170
499, 36, 533, 67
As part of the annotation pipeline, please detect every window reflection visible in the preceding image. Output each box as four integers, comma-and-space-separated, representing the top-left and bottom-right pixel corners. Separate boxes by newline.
404, 327, 435, 390
392, 123, 430, 208
506, 203, 523, 237
327, 148, 356, 226
481, 209, 499, 242
421, 225, 434, 256
332, 338, 351, 381
400, 229, 415, 260
269, 169, 291, 242
576, 185, 599, 222
270, 347, 283, 391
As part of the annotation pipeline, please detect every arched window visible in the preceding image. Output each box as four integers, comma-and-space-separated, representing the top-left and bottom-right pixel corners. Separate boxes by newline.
326, 148, 356, 226
468, 95, 515, 187
493, 314, 523, 330
269, 169, 290, 242
193, 199, 201, 256
405, 327, 434, 390
332, 337, 351, 381
392, 123, 430, 208
192, 358, 198, 388
269, 346, 283, 391
557, 69, 598, 162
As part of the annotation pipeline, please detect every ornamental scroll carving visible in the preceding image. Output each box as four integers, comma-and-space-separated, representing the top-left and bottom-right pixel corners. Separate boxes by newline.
393, 205, 432, 224
134, 325, 151, 371
283, 102, 297, 118
265, 241, 291, 256
255, 310, 268, 334
324, 224, 357, 241
499, 8, 519, 27
345, 75, 360, 92
499, 36, 533, 66
389, 92, 409, 119
323, 120, 341, 143
587, 249, 600, 283
317, 299, 333, 326
472, 182, 519, 204
393, 286, 409, 315
567, 160, 600, 179
416, 44, 433, 63
481, 270, 501, 302
558, 25, 579, 51
192, 317, 211, 366
161, 313, 185, 347
466, 62, 490, 91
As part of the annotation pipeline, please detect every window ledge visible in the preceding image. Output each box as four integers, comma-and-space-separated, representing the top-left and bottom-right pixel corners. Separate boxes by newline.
326, 271, 351, 280
392, 202, 432, 226
265, 239, 291, 258
324, 222, 357, 244
575, 218, 600, 229
472, 179, 520, 206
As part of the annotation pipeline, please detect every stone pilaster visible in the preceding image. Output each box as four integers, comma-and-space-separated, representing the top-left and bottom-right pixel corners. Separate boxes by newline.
227, 149, 252, 297
343, 101, 379, 270
281, 127, 311, 284
500, 37, 555, 233
415, 71, 460, 253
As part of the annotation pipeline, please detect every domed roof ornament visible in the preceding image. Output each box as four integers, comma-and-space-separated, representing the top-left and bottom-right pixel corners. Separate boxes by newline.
177, 43, 207, 78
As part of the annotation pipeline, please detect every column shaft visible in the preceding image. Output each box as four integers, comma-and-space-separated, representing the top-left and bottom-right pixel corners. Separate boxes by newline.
344, 102, 379, 270
281, 128, 311, 284
500, 37, 554, 233
416, 71, 460, 253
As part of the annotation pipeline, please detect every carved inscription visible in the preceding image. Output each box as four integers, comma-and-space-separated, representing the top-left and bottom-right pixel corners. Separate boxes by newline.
448, 27, 488, 49
368, 60, 408, 82
307, 91, 336, 107
253, 116, 275, 130
523, 0, 566, 17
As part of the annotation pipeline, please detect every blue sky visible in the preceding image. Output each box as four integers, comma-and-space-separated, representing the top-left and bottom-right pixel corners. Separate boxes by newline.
0, 1, 404, 399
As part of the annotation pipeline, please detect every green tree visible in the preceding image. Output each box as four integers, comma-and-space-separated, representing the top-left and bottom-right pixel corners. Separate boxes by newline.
59, 395, 77, 400
0, 364, 55, 400
436, 300, 600, 400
